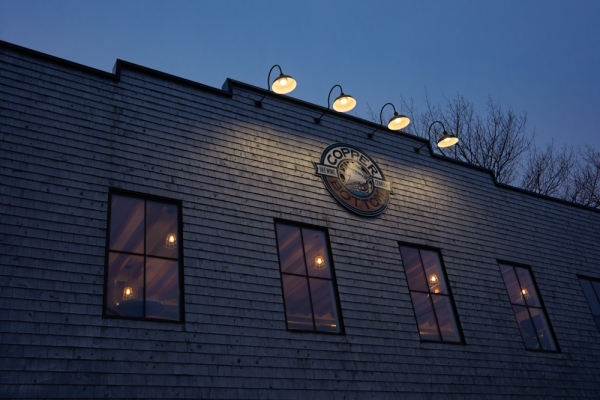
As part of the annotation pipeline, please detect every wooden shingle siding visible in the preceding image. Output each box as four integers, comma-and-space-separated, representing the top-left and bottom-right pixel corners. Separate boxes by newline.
1, 41, 599, 398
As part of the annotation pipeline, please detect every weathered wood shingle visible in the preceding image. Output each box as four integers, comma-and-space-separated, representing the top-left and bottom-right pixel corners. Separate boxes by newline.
1, 41, 600, 398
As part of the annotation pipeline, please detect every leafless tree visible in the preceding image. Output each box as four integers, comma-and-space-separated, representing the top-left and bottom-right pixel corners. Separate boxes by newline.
520, 140, 575, 197
397, 93, 533, 185
365, 92, 600, 208
565, 146, 600, 208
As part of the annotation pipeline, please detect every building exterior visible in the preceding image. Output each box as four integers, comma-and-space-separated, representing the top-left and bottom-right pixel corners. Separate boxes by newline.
1, 40, 600, 399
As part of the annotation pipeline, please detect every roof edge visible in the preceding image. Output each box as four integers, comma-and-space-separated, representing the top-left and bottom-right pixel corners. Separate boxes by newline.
2, 40, 598, 214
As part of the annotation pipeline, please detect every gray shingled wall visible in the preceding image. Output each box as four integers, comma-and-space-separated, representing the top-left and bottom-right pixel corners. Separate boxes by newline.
1, 42, 600, 399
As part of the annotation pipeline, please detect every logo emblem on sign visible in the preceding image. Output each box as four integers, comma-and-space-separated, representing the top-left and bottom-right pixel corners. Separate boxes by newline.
314, 143, 391, 217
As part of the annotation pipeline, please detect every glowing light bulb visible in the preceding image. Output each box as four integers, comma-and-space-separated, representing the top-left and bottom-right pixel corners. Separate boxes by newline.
123, 286, 133, 300
340, 97, 348, 105
394, 117, 402, 124
314, 256, 325, 270
279, 78, 287, 86
165, 233, 177, 249
429, 274, 440, 291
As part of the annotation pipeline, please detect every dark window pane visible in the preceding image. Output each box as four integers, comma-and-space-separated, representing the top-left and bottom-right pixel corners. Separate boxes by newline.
529, 308, 557, 351
401, 247, 428, 292
421, 250, 448, 294
302, 229, 331, 279
512, 305, 540, 349
281, 274, 314, 330
309, 278, 340, 333
106, 252, 144, 318
276, 224, 306, 275
515, 267, 541, 307
109, 195, 144, 254
410, 292, 440, 341
595, 315, 600, 330
432, 295, 460, 342
146, 258, 180, 320
580, 279, 600, 316
498, 263, 512, 275
146, 201, 179, 259
500, 265, 526, 305
592, 281, 600, 308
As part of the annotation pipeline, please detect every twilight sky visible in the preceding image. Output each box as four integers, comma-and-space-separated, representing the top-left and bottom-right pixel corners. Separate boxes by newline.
1, 0, 599, 149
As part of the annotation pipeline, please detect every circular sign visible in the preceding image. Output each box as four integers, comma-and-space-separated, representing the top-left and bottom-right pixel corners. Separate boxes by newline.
314, 143, 391, 217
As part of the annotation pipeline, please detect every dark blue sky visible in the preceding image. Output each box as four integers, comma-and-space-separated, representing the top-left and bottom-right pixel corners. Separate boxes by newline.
2, 0, 599, 149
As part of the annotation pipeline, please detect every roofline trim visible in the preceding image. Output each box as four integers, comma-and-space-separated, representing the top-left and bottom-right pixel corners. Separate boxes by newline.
0, 40, 232, 98
2, 40, 598, 213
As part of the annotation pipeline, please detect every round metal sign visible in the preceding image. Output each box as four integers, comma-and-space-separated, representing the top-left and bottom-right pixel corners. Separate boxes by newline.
314, 143, 391, 217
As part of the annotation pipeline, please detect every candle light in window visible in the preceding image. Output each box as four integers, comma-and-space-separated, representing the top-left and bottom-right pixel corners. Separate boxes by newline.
123, 286, 134, 300
314, 255, 325, 270
165, 233, 177, 249
521, 288, 530, 299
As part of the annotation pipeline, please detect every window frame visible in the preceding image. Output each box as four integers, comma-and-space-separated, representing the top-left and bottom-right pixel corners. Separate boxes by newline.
498, 260, 560, 353
576, 274, 600, 331
102, 188, 185, 323
398, 242, 465, 345
273, 219, 345, 335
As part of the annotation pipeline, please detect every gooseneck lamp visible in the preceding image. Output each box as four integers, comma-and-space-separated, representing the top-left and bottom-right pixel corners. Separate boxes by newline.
313, 84, 356, 124
254, 64, 297, 108
415, 121, 459, 153
368, 102, 411, 139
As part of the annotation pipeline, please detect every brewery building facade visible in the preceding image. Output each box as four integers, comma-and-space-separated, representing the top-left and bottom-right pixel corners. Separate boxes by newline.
1, 41, 600, 399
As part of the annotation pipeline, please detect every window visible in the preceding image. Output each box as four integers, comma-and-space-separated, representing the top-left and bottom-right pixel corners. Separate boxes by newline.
578, 276, 600, 330
103, 191, 183, 322
274, 221, 343, 333
499, 263, 557, 351
399, 245, 463, 343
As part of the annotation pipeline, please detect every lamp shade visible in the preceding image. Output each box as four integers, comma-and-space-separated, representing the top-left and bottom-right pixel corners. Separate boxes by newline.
332, 93, 356, 112
271, 73, 297, 94
387, 113, 410, 130
437, 133, 459, 148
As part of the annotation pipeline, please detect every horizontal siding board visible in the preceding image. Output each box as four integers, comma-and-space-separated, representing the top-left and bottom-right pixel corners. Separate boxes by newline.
1, 43, 600, 398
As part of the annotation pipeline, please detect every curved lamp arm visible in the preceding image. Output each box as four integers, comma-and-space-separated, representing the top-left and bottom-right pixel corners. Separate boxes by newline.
415, 120, 459, 153
255, 64, 283, 107
428, 120, 446, 139
313, 84, 343, 124
368, 102, 397, 138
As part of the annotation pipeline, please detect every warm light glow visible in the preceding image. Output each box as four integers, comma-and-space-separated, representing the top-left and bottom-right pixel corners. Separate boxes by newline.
314, 256, 326, 270
387, 114, 411, 130
522, 288, 530, 299
332, 94, 356, 113
437, 134, 459, 148
123, 286, 133, 300
272, 74, 297, 94
429, 274, 440, 292
165, 233, 177, 249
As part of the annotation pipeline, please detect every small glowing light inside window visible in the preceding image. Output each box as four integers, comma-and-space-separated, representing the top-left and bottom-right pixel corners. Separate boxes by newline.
123, 286, 133, 300
340, 97, 348, 105
165, 233, 177, 249
314, 256, 326, 270
429, 274, 440, 292
522, 288, 530, 299
279, 78, 287, 86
